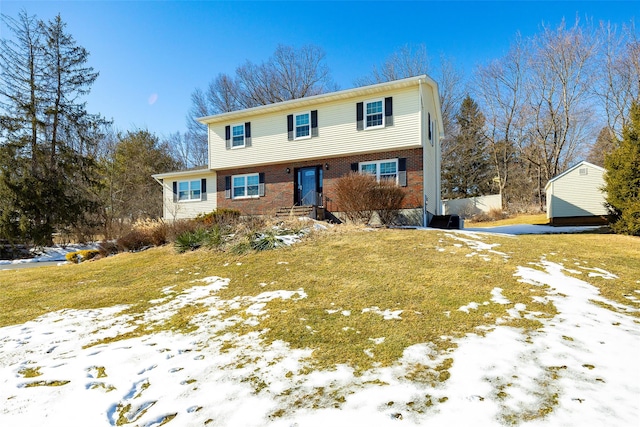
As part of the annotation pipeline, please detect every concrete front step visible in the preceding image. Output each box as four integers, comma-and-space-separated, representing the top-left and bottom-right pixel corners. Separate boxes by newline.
274, 206, 324, 220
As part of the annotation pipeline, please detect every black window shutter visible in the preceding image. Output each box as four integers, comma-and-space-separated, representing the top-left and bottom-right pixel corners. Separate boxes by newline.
244, 122, 252, 147
287, 114, 294, 140
258, 172, 265, 197
225, 176, 231, 199
225, 125, 231, 150
398, 158, 407, 187
385, 97, 393, 126
172, 181, 178, 203
201, 178, 207, 201
356, 102, 364, 131
351, 163, 359, 172
428, 112, 432, 141
311, 110, 318, 137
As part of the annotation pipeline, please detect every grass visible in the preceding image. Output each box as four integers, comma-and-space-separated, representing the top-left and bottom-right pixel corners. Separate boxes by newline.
1, 226, 638, 375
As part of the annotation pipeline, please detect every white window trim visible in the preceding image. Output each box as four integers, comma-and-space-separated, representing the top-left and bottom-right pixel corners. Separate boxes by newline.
364, 98, 384, 130
178, 179, 202, 202
232, 173, 260, 199
294, 111, 311, 140
231, 123, 245, 149
359, 158, 399, 183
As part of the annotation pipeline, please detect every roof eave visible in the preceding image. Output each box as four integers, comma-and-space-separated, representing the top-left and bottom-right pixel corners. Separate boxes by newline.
197, 75, 435, 125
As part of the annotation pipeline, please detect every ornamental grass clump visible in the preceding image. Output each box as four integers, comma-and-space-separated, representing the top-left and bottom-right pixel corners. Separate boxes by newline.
174, 228, 209, 253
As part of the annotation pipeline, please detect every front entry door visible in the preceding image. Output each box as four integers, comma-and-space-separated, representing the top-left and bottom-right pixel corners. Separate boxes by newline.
298, 167, 317, 205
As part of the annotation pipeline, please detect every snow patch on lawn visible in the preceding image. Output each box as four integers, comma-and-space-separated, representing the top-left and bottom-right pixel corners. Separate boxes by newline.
1, 232, 639, 426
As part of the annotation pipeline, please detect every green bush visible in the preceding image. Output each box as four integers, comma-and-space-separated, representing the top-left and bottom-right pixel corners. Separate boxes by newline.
174, 228, 209, 253
604, 102, 640, 236
251, 230, 281, 251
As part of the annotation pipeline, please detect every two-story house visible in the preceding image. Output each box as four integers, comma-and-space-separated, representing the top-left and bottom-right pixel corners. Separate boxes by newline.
153, 75, 444, 226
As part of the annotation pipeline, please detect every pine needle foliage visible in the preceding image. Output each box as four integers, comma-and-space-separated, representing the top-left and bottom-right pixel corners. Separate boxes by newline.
604, 102, 640, 236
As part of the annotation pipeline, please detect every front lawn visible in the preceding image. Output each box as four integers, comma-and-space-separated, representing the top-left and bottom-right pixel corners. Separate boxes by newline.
1, 226, 638, 426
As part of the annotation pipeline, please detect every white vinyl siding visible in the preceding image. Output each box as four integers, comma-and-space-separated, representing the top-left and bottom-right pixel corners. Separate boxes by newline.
161, 173, 217, 220
208, 86, 421, 169
546, 163, 607, 219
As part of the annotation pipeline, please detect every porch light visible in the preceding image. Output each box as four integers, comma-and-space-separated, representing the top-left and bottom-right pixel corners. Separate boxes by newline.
286, 168, 290, 174
324, 163, 329, 170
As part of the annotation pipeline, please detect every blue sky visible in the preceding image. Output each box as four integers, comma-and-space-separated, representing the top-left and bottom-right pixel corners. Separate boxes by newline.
1, 1, 637, 138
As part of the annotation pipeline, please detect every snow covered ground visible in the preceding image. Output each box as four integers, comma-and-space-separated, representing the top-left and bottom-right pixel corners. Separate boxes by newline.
0, 243, 99, 268
1, 229, 639, 426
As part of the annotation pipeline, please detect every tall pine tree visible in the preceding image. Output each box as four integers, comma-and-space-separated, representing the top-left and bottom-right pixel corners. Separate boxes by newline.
604, 101, 640, 235
442, 95, 493, 199
0, 12, 106, 245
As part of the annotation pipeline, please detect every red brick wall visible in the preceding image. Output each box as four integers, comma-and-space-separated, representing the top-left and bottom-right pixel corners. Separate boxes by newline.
216, 148, 423, 215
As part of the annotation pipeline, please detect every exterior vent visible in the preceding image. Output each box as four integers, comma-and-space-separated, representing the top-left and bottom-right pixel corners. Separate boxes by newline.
579, 168, 588, 176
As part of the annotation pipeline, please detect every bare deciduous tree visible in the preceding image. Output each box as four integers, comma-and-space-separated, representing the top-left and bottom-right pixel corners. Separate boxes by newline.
525, 18, 599, 206
474, 36, 529, 206
594, 21, 640, 138
186, 44, 336, 162
355, 44, 430, 86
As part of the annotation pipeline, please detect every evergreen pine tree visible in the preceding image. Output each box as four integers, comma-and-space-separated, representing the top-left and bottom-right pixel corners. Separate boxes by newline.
604, 102, 640, 235
0, 12, 106, 245
442, 95, 493, 198
587, 127, 616, 167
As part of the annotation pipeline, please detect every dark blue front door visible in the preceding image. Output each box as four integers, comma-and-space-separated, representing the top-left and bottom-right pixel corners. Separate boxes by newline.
299, 167, 317, 205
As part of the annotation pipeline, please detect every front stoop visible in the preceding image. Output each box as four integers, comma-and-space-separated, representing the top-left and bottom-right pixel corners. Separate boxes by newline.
275, 206, 325, 220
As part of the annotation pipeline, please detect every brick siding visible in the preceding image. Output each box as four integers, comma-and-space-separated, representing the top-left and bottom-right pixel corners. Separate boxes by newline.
216, 148, 424, 215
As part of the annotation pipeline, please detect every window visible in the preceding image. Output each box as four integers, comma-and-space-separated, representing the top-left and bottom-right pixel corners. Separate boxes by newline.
365, 100, 384, 128
232, 124, 245, 148
288, 110, 318, 140
357, 98, 391, 130
295, 112, 310, 139
232, 174, 259, 199
225, 122, 252, 149
178, 180, 201, 201
360, 159, 398, 182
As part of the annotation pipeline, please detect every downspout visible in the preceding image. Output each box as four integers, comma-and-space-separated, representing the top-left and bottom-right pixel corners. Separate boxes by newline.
419, 78, 427, 228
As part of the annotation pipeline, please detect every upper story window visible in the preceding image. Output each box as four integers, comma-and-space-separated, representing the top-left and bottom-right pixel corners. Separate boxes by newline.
360, 159, 398, 182
232, 124, 245, 148
178, 180, 201, 201
225, 122, 252, 149
356, 97, 393, 131
233, 173, 260, 199
288, 110, 318, 140
365, 100, 384, 129
295, 112, 310, 139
